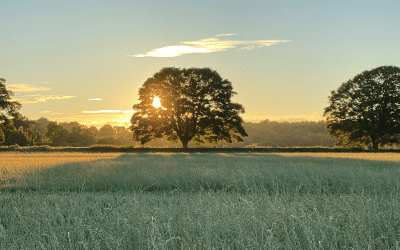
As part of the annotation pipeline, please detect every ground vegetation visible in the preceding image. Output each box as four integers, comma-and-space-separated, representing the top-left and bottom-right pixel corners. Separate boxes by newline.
1, 152, 400, 249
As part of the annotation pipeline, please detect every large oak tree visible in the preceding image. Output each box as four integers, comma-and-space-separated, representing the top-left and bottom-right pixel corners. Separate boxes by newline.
323, 66, 400, 149
130, 67, 248, 148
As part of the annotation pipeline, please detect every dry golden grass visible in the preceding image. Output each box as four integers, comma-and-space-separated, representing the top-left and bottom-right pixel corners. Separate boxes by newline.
273, 152, 400, 162
0, 152, 122, 180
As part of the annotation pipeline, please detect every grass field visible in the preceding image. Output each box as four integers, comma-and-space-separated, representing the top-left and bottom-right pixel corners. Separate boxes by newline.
1, 152, 400, 249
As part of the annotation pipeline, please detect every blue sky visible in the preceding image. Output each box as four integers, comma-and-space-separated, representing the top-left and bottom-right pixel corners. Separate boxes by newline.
1, 0, 399, 127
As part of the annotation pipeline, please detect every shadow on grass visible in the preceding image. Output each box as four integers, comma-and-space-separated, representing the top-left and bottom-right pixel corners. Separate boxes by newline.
1, 153, 400, 196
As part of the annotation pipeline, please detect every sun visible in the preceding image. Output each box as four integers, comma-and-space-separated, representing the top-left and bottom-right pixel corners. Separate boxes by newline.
153, 97, 161, 108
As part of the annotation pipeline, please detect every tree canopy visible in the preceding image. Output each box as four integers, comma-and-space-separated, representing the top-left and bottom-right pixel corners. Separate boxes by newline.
0, 78, 21, 143
323, 65, 400, 149
0, 78, 21, 130
130, 67, 248, 148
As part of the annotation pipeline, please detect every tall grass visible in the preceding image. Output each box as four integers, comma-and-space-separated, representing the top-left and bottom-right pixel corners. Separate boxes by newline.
1, 152, 400, 249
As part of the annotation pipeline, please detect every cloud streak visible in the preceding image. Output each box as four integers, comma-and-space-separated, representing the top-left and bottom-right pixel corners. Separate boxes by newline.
215, 33, 236, 37
88, 98, 102, 101
128, 35, 291, 57
7, 84, 51, 92
15, 95, 76, 104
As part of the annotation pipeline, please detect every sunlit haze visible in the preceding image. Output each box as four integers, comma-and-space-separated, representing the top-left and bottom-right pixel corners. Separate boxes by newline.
1, 0, 399, 128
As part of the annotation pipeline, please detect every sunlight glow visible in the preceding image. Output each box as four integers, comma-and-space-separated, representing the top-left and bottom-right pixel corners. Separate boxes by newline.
153, 97, 161, 108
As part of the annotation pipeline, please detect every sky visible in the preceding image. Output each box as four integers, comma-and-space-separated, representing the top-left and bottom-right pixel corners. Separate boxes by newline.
1, 0, 399, 128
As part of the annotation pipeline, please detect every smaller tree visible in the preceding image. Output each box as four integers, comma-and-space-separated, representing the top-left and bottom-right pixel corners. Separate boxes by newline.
324, 65, 400, 149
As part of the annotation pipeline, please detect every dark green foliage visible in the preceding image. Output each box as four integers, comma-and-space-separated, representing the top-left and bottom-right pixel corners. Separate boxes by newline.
324, 66, 400, 149
31, 129, 43, 145
3, 126, 31, 146
9, 115, 40, 145
130, 67, 248, 148
66, 125, 96, 147
0, 78, 21, 140
12, 115, 36, 132
45, 121, 69, 146
0, 127, 4, 143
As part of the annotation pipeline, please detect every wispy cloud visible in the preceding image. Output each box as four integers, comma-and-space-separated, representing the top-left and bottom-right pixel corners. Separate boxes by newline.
7, 84, 51, 92
82, 110, 134, 114
128, 35, 291, 57
88, 98, 102, 101
15, 95, 76, 104
215, 33, 236, 37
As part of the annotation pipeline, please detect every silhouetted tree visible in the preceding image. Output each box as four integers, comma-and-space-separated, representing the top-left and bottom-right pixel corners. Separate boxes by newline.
324, 66, 400, 149
130, 67, 248, 148
0, 78, 21, 142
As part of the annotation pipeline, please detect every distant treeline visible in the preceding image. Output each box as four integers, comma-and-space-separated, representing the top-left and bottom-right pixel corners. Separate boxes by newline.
242, 119, 335, 148
0, 116, 336, 148
0, 116, 133, 147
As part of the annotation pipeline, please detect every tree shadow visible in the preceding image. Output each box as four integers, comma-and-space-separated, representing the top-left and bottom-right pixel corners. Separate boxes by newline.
1, 152, 399, 196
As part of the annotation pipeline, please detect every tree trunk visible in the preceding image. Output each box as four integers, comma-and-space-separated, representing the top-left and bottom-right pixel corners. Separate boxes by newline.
371, 135, 378, 150
182, 141, 188, 149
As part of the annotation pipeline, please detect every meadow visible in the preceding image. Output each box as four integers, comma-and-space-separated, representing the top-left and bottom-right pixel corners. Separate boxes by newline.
1, 152, 400, 249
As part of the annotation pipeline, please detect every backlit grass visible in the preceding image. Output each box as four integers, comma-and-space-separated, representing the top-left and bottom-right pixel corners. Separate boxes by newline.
1, 152, 400, 249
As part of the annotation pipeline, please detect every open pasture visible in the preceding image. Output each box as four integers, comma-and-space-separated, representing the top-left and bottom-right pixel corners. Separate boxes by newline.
1, 152, 400, 249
